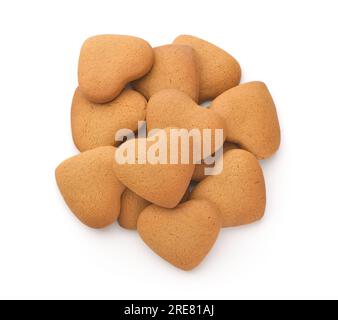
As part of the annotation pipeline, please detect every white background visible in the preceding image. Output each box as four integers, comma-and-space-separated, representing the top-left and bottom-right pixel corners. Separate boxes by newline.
0, 0, 337, 300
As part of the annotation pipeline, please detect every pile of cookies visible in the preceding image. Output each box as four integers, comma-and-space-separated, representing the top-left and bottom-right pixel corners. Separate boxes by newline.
55, 35, 281, 271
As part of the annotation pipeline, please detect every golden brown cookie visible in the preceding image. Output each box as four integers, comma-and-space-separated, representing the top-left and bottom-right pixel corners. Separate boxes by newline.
190, 149, 266, 227
147, 89, 226, 160
211, 81, 281, 159
192, 142, 238, 182
78, 35, 154, 103
173, 35, 241, 102
112, 128, 195, 208
55, 147, 125, 228
71, 88, 147, 152
137, 199, 222, 270
133, 45, 199, 101
118, 189, 151, 230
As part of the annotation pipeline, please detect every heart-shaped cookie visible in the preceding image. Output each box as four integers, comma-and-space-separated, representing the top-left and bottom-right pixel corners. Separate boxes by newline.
137, 199, 222, 270
55, 147, 125, 228
190, 149, 266, 227
133, 45, 199, 101
78, 35, 154, 103
147, 89, 227, 160
173, 35, 241, 102
71, 88, 147, 152
112, 128, 195, 208
211, 81, 281, 159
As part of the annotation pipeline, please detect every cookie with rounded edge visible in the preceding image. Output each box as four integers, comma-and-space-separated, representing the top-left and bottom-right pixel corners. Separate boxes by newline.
133, 45, 199, 101
137, 199, 222, 270
113, 128, 195, 209
173, 35, 241, 102
147, 89, 227, 160
71, 88, 147, 152
78, 35, 154, 103
55, 147, 125, 228
211, 81, 281, 159
190, 149, 266, 227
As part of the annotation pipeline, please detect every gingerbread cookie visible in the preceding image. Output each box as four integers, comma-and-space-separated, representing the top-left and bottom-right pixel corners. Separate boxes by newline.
173, 35, 241, 102
137, 199, 222, 270
190, 149, 266, 227
71, 88, 147, 151
211, 81, 281, 159
78, 35, 154, 103
112, 128, 195, 208
134, 45, 199, 101
55, 147, 125, 228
